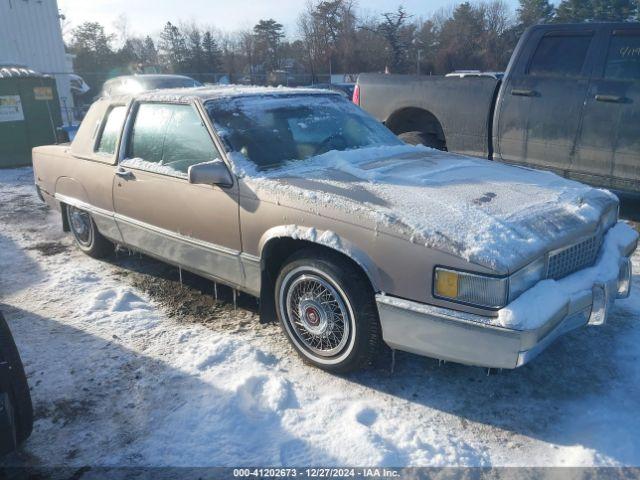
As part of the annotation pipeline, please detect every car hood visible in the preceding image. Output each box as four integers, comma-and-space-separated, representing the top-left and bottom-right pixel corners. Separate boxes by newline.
237, 145, 618, 273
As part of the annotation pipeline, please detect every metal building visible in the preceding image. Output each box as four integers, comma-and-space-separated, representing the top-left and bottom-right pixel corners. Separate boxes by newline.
0, 0, 74, 123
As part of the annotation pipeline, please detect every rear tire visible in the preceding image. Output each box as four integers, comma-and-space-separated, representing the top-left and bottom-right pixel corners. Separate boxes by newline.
0, 312, 33, 447
66, 205, 113, 258
275, 249, 381, 373
399, 130, 446, 150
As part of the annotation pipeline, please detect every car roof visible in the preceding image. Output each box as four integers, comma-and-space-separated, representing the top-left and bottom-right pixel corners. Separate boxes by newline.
106, 74, 196, 82
110, 84, 343, 104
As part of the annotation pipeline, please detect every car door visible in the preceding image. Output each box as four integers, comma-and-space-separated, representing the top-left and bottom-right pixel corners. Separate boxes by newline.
496, 29, 596, 174
574, 27, 640, 193
113, 101, 244, 286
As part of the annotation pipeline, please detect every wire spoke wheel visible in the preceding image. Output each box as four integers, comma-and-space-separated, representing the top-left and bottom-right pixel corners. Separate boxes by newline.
67, 206, 93, 247
282, 269, 352, 359
276, 251, 381, 372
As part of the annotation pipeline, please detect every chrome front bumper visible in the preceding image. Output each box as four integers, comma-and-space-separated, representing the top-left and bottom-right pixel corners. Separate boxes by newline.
376, 257, 633, 369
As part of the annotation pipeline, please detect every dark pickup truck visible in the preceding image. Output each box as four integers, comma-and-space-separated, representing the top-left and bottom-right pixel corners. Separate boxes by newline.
356, 23, 640, 195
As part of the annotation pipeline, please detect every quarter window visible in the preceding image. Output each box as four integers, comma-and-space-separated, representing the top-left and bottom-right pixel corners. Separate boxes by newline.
125, 103, 221, 177
96, 106, 126, 155
528, 34, 593, 77
604, 33, 640, 80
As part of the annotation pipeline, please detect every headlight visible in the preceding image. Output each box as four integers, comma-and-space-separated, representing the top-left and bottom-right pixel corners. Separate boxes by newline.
601, 205, 619, 231
434, 268, 508, 309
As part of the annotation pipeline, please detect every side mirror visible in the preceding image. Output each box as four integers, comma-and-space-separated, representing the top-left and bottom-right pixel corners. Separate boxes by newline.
188, 160, 233, 187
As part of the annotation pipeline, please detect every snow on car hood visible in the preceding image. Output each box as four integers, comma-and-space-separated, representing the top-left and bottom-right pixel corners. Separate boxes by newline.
234, 145, 618, 272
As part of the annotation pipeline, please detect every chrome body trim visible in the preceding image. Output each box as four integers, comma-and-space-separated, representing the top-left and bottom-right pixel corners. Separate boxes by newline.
376, 248, 634, 369
55, 192, 123, 243
54, 192, 261, 296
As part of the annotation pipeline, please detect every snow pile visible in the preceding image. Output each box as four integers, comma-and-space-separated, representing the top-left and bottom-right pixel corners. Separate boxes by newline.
3, 167, 640, 467
498, 222, 638, 330
235, 145, 617, 271
280, 225, 343, 251
137, 84, 340, 104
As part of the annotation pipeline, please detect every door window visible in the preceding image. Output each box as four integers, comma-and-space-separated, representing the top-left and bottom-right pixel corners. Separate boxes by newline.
528, 34, 593, 77
125, 103, 221, 178
604, 33, 640, 80
96, 106, 126, 155
161, 105, 221, 173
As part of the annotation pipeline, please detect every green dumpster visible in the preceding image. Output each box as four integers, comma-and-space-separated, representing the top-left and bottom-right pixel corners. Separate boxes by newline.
0, 66, 63, 168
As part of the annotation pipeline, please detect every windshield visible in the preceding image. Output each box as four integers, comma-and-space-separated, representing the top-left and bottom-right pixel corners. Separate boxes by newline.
205, 94, 402, 170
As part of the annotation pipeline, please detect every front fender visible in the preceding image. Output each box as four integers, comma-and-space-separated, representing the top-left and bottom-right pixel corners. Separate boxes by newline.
258, 224, 382, 292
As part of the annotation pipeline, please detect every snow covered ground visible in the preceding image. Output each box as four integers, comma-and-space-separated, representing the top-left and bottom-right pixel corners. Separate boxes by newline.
1, 166, 640, 468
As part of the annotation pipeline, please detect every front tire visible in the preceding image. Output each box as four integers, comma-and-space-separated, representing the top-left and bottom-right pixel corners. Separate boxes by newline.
275, 249, 381, 373
66, 205, 112, 258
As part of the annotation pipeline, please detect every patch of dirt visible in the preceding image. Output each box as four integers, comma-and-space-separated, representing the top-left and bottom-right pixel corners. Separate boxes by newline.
34, 398, 96, 427
0, 189, 48, 225
473, 192, 497, 205
25, 242, 69, 257
107, 255, 265, 333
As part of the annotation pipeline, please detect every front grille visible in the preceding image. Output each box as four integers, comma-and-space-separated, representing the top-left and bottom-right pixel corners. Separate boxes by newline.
547, 234, 602, 280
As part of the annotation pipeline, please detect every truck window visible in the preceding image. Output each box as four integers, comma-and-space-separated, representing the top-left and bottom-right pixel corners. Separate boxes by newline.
604, 33, 640, 80
125, 103, 220, 177
528, 34, 593, 77
96, 106, 126, 155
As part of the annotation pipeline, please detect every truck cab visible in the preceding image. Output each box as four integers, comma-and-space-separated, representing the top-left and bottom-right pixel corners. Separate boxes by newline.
495, 23, 640, 194
357, 23, 640, 196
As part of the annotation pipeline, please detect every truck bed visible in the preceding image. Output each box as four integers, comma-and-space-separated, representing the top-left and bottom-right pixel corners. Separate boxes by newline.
357, 73, 500, 159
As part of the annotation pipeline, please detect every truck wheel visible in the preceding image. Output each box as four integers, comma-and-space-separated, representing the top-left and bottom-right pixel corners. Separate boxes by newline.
0, 312, 33, 447
399, 131, 446, 150
66, 205, 113, 258
275, 249, 381, 373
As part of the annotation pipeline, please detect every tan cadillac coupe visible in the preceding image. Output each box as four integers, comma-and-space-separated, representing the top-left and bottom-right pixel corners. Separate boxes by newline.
32, 86, 638, 372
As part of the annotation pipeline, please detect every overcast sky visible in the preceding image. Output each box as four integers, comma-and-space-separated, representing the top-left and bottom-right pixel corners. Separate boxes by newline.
58, 0, 520, 39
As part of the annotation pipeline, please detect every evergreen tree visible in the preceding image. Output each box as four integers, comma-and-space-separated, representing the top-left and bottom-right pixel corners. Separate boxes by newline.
554, 0, 594, 22
436, 2, 486, 72
517, 0, 554, 27
377, 6, 413, 72
202, 31, 222, 72
68, 22, 117, 92
142, 36, 158, 66
253, 19, 285, 71
591, 0, 636, 20
159, 22, 188, 72
186, 28, 205, 75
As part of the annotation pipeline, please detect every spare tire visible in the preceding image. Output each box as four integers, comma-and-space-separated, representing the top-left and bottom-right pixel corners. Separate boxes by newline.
0, 312, 33, 449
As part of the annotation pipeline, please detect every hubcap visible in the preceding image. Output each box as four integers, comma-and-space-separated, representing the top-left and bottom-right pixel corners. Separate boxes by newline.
68, 206, 92, 246
285, 273, 350, 357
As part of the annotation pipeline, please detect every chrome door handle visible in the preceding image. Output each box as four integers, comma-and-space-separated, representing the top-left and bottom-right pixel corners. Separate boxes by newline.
595, 94, 625, 103
511, 88, 537, 97
115, 167, 135, 180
